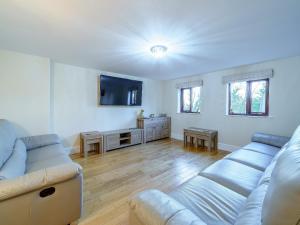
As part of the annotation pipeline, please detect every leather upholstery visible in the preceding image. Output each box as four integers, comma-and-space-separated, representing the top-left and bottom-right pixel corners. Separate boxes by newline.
0, 120, 82, 225
26, 143, 66, 164
0, 174, 82, 225
170, 176, 246, 224
234, 183, 268, 225
251, 132, 290, 148
0, 119, 16, 167
262, 142, 300, 225
26, 152, 72, 173
243, 142, 280, 156
129, 128, 300, 225
0, 162, 81, 201
21, 134, 61, 150
225, 149, 273, 171
200, 159, 262, 196
0, 139, 26, 180
129, 189, 206, 225
257, 143, 289, 185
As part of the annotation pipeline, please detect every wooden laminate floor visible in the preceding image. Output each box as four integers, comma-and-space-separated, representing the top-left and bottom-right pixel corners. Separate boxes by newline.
73, 138, 228, 225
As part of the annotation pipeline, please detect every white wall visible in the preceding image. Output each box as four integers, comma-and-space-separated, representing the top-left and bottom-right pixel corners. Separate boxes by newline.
52, 63, 163, 152
0, 50, 50, 136
1, 49, 300, 153
0, 50, 163, 153
162, 56, 300, 151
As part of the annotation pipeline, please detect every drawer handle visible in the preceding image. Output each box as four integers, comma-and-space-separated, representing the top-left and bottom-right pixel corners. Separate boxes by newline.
40, 187, 55, 198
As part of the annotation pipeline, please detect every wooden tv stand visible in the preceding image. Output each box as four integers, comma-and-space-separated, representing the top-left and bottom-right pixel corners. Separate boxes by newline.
100, 128, 143, 152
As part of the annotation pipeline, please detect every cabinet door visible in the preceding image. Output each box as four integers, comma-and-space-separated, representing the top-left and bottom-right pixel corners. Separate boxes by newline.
131, 131, 142, 144
146, 127, 154, 142
161, 129, 169, 138
105, 134, 119, 150
155, 125, 163, 140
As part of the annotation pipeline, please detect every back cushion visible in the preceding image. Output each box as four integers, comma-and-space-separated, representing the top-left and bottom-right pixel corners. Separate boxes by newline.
258, 143, 289, 185
0, 119, 16, 168
235, 183, 268, 225
262, 142, 300, 225
287, 125, 300, 146
0, 139, 27, 180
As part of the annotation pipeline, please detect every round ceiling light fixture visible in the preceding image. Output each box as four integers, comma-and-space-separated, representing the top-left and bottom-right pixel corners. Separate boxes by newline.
150, 45, 168, 58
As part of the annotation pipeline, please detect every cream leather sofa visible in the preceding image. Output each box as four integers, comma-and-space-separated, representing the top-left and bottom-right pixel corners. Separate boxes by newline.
0, 119, 82, 225
129, 127, 300, 225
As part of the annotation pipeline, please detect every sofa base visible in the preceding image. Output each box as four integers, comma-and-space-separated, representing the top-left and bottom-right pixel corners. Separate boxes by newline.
0, 175, 82, 225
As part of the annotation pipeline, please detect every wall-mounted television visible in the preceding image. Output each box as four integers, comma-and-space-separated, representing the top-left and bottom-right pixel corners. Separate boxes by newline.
99, 75, 143, 106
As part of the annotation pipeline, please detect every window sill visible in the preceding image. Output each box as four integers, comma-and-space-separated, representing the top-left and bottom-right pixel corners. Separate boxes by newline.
177, 112, 201, 115
225, 114, 274, 118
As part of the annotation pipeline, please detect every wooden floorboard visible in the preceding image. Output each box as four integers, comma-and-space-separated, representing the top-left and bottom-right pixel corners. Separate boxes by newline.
72, 138, 228, 225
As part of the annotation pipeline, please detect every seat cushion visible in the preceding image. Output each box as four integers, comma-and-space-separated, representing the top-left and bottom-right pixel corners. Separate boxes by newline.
0, 139, 27, 180
242, 142, 280, 156
234, 183, 268, 225
225, 149, 273, 171
200, 159, 263, 196
0, 119, 16, 168
26, 144, 66, 164
169, 176, 246, 225
129, 189, 206, 225
26, 154, 72, 173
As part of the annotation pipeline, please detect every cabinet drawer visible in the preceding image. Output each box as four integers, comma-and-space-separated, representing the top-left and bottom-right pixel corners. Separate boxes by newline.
86, 138, 101, 145
106, 134, 119, 143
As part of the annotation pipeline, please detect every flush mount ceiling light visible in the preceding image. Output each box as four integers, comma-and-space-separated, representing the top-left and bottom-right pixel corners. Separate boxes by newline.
150, 45, 168, 58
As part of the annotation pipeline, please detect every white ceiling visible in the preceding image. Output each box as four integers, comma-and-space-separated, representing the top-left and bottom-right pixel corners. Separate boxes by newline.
0, 0, 300, 80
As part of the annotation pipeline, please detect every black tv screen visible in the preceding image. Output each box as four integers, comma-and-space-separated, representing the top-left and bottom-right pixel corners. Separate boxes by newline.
100, 75, 142, 106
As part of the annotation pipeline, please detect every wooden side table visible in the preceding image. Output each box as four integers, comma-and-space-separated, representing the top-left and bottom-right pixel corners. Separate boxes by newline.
80, 131, 103, 157
184, 127, 218, 152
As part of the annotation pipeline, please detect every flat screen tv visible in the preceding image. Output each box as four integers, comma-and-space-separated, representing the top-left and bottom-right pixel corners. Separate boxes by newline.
100, 75, 143, 106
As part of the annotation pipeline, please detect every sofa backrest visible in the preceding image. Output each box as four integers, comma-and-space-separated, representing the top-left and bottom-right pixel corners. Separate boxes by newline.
0, 120, 16, 168
262, 125, 300, 225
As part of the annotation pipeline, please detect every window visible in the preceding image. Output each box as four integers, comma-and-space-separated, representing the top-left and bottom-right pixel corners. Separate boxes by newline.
180, 87, 201, 113
228, 79, 269, 116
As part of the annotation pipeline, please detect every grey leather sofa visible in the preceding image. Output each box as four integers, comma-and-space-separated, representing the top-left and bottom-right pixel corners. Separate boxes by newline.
0, 119, 82, 225
129, 127, 300, 225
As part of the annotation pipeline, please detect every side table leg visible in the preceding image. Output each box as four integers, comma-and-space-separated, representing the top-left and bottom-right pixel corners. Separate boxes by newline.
208, 138, 211, 152
84, 143, 88, 158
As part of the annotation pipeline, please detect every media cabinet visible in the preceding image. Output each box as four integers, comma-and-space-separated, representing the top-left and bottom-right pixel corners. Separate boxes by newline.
100, 128, 143, 152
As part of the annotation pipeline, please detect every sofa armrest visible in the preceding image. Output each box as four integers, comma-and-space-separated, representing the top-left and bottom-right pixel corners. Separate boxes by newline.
129, 189, 206, 225
251, 132, 290, 148
21, 134, 61, 150
0, 163, 82, 201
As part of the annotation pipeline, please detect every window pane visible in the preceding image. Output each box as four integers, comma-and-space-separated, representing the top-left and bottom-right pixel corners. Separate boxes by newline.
182, 89, 190, 111
251, 80, 267, 114
230, 82, 247, 114
191, 87, 200, 112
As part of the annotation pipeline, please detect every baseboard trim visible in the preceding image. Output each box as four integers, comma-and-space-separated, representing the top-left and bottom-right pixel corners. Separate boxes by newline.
171, 132, 240, 152
65, 146, 80, 155
171, 132, 183, 141
218, 143, 240, 152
